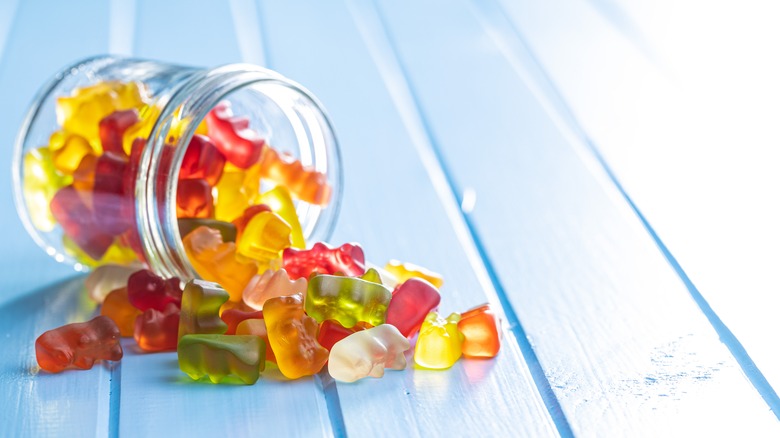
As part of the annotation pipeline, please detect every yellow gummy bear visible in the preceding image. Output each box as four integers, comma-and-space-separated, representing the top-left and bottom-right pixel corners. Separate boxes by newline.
63, 236, 139, 268
255, 186, 305, 249
384, 260, 444, 289
56, 81, 149, 149
23, 147, 71, 231
236, 211, 292, 264
49, 131, 97, 175
413, 312, 464, 370
214, 171, 252, 222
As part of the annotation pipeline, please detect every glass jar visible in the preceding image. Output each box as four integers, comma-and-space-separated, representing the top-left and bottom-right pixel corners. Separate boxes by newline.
12, 56, 342, 280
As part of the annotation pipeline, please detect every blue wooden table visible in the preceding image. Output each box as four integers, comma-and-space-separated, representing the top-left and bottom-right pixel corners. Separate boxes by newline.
1, 1, 779, 436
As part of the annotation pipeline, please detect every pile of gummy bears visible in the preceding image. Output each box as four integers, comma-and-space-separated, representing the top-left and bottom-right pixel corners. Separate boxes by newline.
28, 80, 501, 384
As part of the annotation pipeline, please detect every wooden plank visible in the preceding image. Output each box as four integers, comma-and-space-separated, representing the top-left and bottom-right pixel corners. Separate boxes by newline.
491, 0, 780, 399
0, 3, 113, 434
259, 1, 558, 436
0, 0, 109, 305
134, 0, 242, 66
0, 277, 111, 437
116, 2, 334, 436
367, 0, 780, 434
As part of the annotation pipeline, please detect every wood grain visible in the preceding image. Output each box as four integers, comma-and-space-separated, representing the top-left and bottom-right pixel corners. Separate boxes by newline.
371, 0, 780, 434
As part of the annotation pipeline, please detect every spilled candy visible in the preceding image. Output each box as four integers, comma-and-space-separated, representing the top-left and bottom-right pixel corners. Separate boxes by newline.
36, 316, 123, 373
328, 324, 410, 383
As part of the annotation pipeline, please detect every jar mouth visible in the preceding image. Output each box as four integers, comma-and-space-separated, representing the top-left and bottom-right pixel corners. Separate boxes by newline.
138, 64, 343, 279
12, 55, 119, 271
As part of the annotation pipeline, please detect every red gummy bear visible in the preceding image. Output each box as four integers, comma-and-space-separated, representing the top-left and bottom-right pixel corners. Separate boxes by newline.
176, 178, 214, 219
178, 134, 226, 185
282, 242, 366, 280
35, 315, 123, 373
221, 308, 263, 335
205, 101, 265, 169
386, 278, 441, 338
50, 185, 115, 260
92, 151, 132, 236
134, 303, 180, 352
127, 269, 183, 312
317, 319, 360, 351
99, 109, 139, 157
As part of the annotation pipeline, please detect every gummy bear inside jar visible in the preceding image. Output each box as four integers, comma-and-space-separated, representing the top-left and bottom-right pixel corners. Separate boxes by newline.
16, 58, 341, 280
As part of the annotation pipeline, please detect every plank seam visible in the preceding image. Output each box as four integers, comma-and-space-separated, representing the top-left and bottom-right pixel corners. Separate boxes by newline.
251, 2, 345, 435
316, 371, 348, 438
474, 0, 780, 418
345, 0, 574, 435
108, 361, 122, 438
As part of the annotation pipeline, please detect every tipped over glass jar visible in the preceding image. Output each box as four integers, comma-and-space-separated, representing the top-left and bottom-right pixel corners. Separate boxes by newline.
13, 56, 342, 280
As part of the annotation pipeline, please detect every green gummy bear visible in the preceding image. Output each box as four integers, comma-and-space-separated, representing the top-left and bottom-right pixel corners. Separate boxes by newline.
306, 274, 392, 328
178, 280, 230, 340
178, 334, 266, 384
360, 268, 383, 285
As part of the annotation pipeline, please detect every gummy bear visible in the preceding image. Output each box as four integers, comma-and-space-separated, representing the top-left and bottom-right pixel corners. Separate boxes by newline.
50, 132, 97, 175
134, 303, 180, 352
360, 268, 383, 285
99, 109, 139, 157
235, 211, 292, 264
306, 274, 392, 328
386, 278, 441, 338
178, 280, 229, 340
56, 81, 148, 147
182, 226, 256, 302
328, 324, 410, 383
317, 319, 359, 352
384, 260, 444, 289
458, 304, 501, 358
221, 308, 263, 335
283, 242, 366, 280
413, 312, 463, 370
178, 218, 237, 243
255, 186, 305, 248
178, 134, 226, 185
100, 287, 142, 337
35, 315, 123, 373
258, 146, 331, 205
242, 268, 307, 311
23, 147, 70, 232
231, 204, 271, 242
127, 269, 183, 311
178, 334, 265, 384
213, 171, 252, 222
176, 178, 214, 219
50, 185, 114, 260
84, 264, 139, 304
235, 319, 275, 362
263, 294, 329, 379
205, 102, 265, 169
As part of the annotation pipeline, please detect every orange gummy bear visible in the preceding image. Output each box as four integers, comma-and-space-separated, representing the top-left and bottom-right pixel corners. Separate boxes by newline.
263, 294, 328, 379
257, 147, 331, 205
100, 287, 142, 337
457, 304, 501, 358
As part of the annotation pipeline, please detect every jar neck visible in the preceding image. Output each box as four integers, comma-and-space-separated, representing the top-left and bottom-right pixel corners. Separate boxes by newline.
137, 65, 343, 279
